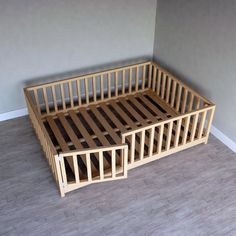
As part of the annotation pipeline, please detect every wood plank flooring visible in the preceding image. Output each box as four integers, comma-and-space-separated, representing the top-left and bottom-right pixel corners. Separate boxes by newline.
1, 116, 236, 235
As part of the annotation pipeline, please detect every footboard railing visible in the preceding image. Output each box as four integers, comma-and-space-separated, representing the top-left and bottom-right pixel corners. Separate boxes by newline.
122, 105, 215, 169
56, 144, 128, 196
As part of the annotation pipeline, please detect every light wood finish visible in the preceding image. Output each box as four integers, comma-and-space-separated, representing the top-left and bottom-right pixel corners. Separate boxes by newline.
24, 60, 215, 197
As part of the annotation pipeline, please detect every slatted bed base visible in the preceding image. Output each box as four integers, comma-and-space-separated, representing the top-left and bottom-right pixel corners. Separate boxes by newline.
24, 60, 215, 197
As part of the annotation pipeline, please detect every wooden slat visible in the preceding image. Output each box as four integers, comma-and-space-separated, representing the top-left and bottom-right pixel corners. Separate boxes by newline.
89, 105, 121, 144
136, 93, 167, 120
46, 116, 69, 151
68, 110, 100, 172
146, 90, 178, 117
128, 95, 158, 123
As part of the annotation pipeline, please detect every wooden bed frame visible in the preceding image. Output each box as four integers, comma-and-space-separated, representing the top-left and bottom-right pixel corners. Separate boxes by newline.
24, 61, 215, 197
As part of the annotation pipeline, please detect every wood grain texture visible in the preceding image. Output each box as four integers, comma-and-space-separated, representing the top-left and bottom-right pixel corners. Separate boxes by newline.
0, 116, 236, 235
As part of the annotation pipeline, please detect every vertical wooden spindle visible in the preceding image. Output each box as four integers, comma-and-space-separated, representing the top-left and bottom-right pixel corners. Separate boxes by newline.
142, 65, 146, 90
182, 116, 190, 144
73, 155, 80, 183
34, 89, 41, 114
111, 149, 116, 178
77, 80, 82, 106
122, 70, 126, 95
157, 70, 162, 96
161, 74, 166, 99
152, 66, 157, 91
157, 125, 164, 153
165, 76, 171, 103
135, 66, 139, 92
129, 68, 132, 93
99, 151, 104, 180
42, 87, 50, 114
92, 76, 96, 102
188, 93, 194, 112
148, 64, 152, 88
100, 75, 104, 101
148, 127, 154, 157
176, 84, 182, 112
181, 88, 188, 114
190, 112, 199, 141
68, 82, 74, 108
170, 80, 177, 107
130, 133, 135, 164
139, 130, 145, 160
166, 121, 173, 151
108, 73, 111, 98
51, 86, 58, 112
84, 78, 89, 104
174, 119, 182, 147
198, 110, 207, 139
86, 153, 92, 181
115, 71, 118, 97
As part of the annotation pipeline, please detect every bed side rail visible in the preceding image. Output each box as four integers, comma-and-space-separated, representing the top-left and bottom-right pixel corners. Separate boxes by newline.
56, 144, 128, 197
122, 105, 215, 169
24, 89, 65, 196
150, 62, 214, 114
25, 61, 153, 118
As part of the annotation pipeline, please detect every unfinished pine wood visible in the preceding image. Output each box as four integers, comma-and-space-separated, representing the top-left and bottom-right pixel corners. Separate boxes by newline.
24, 60, 215, 197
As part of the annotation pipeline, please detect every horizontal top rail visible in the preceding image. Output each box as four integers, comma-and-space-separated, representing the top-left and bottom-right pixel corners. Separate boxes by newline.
151, 62, 214, 105
59, 144, 128, 157
25, 61, 151, 91
121, 104, 215, 137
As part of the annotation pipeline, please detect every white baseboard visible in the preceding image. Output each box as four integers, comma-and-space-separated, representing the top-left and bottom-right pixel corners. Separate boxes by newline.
0, 108, 28, 122
0, 107, 235, 154
210, 125, 236, 153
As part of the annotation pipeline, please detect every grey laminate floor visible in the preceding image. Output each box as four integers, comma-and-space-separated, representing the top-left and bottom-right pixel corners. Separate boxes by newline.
0, 116, 236, 236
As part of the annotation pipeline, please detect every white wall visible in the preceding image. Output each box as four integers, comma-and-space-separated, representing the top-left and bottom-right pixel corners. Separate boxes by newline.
153, 0, 236, 143
0, 0, 157, 113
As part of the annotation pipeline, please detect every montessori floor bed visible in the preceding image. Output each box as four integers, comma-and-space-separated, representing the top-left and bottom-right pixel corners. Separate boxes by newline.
24, 61, 215, 197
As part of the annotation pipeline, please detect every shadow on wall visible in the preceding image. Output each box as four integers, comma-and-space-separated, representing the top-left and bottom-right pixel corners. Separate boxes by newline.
154, 57, 211, 101
23, 56, 152, 88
